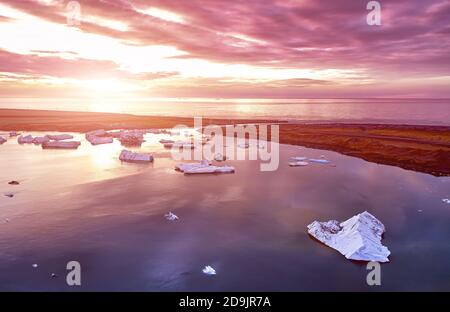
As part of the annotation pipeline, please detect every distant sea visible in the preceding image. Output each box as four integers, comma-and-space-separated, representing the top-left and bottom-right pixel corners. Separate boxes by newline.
0, 98, 449, 126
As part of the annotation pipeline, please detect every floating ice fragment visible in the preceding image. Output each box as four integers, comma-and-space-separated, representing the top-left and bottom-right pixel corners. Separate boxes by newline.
164, 212, 179, 221
4, 192, 14, 198
42, 141, 81, 149
46, 134, 74, 141
85, 130, 113, 145
18, 135, 34, 144
32, 136, 50, 145
159, 139, 175, 144
202, 266, 216, 275
442, 199, 450, 204
290, 157, 308, 161
32, 264, 38, 268
0, 136, 6, 144
309, 159, 331, 164
307, 211, 390, 263
119, 149, 153, 163
214, 153, 226, 161
8, 181, 19, 185
288, 161, 309, 167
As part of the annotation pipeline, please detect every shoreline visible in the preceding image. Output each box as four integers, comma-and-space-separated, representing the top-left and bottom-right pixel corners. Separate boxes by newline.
1, 108, 449, 176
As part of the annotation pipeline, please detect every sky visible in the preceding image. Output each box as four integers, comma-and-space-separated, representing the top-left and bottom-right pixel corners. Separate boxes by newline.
0, 0, 449, 101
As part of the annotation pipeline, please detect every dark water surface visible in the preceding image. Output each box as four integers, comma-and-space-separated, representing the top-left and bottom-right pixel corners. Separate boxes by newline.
0, 132, 449, 291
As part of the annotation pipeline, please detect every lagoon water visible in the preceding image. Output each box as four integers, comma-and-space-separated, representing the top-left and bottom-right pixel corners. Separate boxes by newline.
1, 98, 450, 125
0, 131, 449, 291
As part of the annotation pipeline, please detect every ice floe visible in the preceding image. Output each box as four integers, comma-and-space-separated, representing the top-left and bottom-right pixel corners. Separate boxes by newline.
119, 149, 153, 163
442, 199, 450, 204
4, 192, 14, 198
86, 130, 113, 145
32, 136, 50, 145
307, 211, 390, 263
288, 161, 309, 167
309, 158, 331, 164
42, 141, 81, 149
9, 131, 20, 137
119, 130, 145, 146
164, 212, 179, 221
202, 266, 216, 275
0, 136, 6, 144
159, 139, 175, 144
17, 135, 34, 144
290, 156, 308, 161
46, 134, 74, 141
214, 153, 227, 161
176, 161, 234, 174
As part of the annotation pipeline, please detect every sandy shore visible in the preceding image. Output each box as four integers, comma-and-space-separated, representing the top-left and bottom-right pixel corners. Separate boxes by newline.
1, 109, 449, 176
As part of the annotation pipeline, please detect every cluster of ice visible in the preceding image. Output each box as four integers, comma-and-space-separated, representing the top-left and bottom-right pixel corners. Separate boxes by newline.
18, 133, 75, 146
118, 130, 146, 146
119, 149, 153, 163
307, 211, 390, 263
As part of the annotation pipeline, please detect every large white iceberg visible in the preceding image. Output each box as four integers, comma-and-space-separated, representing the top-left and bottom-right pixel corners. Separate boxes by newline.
119, 149, 153, 163
42, 141, 81, 149
307, 211, 390, 263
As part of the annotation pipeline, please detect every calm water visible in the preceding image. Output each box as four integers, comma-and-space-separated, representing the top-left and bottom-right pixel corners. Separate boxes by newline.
1, 98, 449, 125
0, 131, 449, 291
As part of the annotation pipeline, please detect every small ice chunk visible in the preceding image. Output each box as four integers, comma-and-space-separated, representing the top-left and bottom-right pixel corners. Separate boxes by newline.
290, 157, 307, 161
202, 266, 216, 275
32, 136, 50, 145
159, 139, 175, 144
309, 159, 331, 164
175, 161, 211, 172
46, 134, 74, 141
164, 212, 179, 221
442, 199, 450, 204
0, 136, 7, 144
32, 264, 38, 268
8, 181, 20, 185
288, 161, 309, 167
18, 135, 34, 144
4, 192, 14, 198
307, 211, 390, 263
9, 131, 20, 137
42, 141, 80, 149
119, 149, 153, 163
85, 130, 113, 145
214, 153, 226, 161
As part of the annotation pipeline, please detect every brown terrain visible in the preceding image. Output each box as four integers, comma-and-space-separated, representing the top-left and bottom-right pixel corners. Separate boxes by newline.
1, 109, 449, 176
